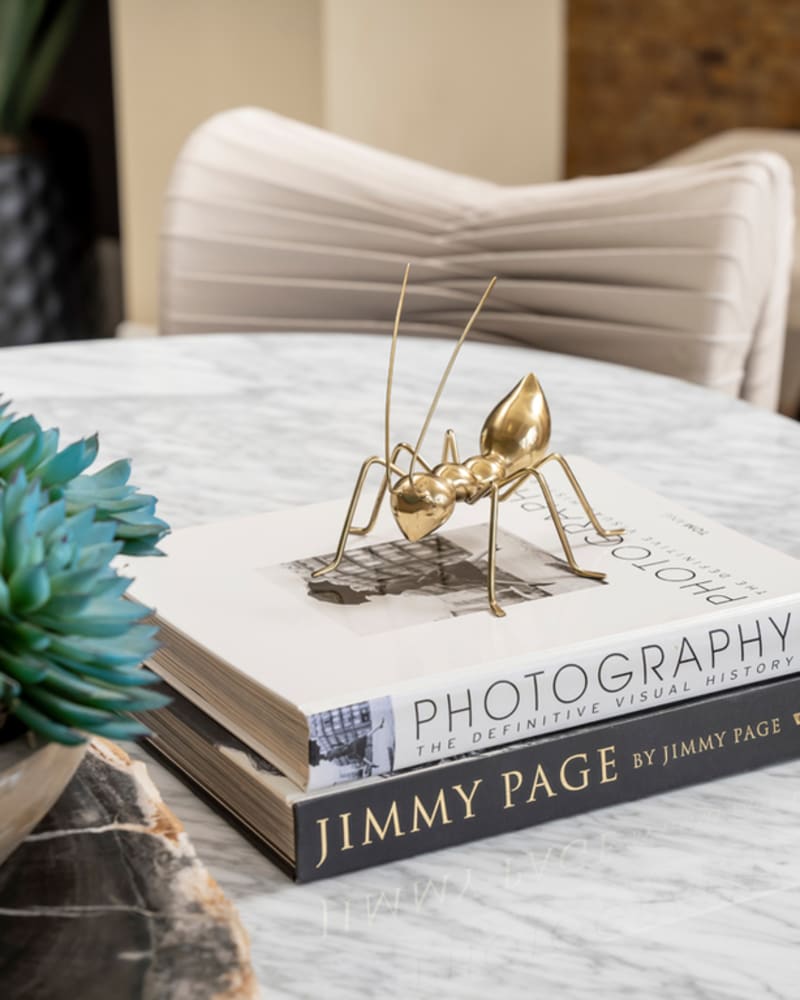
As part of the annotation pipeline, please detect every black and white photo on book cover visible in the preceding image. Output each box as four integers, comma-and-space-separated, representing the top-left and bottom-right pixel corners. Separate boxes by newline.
275, 523, 604, 635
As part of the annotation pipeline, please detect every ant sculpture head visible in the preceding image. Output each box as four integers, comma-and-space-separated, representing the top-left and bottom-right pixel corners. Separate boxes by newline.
390, 471, 457, 541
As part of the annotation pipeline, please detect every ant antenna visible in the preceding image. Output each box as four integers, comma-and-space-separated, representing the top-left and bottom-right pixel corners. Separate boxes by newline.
385, 263, 411, 485
408, 276, 497, 477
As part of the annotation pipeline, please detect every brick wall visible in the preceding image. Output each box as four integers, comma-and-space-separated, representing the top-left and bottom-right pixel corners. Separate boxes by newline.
567, 0, 800, 177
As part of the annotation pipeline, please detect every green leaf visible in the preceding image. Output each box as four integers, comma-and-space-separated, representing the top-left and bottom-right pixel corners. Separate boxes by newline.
39, 592, 93, 616
3, 414, 41, 443
2, 468, 31, 524
48, 630, 158, 668
112, 518, 170, 540
5, 0, 85, 135
9, 562, 51, 612
5, 508, 36, 577
44, 537, 76, 574
39, 662, 166, 710
9, 698, 86, 745
0, 671, 21, 703
119, 539, 168, 558
35, 613, 145, 639
0, 648, 51, 684
34, 497, 66, 539
110, 687, 170, 712
74, 540, 123, 571
37, 428, 60, 468
67, 492, 146, 514
0, 0, 46, 132
81, 458, 132, 489
87, 574, 133, 600
35, 433, 98, 489
0, 432, 35, 475
25, 686, 122, 727
50, 657, 161, 686
83, 716, 150, 740
48, 566, 98, 591
9, 620, 50, 652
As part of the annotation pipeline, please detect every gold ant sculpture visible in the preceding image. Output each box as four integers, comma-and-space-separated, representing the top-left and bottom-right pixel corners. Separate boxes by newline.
313, 265, 624, 616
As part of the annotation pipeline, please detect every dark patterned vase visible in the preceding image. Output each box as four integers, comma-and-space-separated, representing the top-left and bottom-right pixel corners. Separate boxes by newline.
0, 132, 95, 346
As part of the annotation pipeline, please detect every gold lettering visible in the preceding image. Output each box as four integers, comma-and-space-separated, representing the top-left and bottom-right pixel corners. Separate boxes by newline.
411, 789, 452, 833
363, 802, 405, 845
340, 811, 354, 851
697, 735, 713, 753
315, 817, 329, 869
598, 745, 618, 784
451, 779, 483, 818
559, 752, 590, 791
527, 763, 557, 802
502, 770, 523, 809
733, 718, 781, 742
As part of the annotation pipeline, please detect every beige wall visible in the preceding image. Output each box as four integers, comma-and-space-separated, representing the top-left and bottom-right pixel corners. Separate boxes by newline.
322, 0, 564, 186
112, 0, 564, 325
110, 0, 323, 326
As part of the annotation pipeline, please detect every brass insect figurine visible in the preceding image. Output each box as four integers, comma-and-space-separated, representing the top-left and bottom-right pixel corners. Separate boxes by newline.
313, 265, 624, 616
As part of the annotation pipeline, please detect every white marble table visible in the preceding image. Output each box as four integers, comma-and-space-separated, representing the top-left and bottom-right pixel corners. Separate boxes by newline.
4, 333, 800, 999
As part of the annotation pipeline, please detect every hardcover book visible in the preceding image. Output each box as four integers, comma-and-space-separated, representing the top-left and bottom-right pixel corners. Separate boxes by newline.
140, 673, 800, 882
126, 457, 800, 791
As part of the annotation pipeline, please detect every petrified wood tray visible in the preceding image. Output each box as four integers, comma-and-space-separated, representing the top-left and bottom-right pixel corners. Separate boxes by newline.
0, 740, 256, 1000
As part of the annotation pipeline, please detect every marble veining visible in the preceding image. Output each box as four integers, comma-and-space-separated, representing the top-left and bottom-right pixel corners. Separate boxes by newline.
4, 332, 800, 998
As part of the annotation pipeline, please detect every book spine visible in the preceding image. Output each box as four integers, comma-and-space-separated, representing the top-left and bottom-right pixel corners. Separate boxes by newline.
306, 598, 800, 789
294, 672, 800, 881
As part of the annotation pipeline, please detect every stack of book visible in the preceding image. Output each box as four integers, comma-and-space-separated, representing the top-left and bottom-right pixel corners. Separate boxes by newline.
127, 458, 800, 881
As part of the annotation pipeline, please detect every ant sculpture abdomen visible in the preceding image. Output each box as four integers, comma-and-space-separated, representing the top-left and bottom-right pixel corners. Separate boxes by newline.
313, 267, 623, 617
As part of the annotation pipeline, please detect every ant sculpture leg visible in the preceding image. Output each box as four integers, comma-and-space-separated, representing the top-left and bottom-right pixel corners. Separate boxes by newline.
441, 429, 460, 463
484, 453, 624, 617
486, 483, 505, 617
312, 443, 434, 578
535, 453, 625, 541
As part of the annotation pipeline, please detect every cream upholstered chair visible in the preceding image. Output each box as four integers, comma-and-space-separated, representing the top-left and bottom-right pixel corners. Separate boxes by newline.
160, 108, 794, 409
661, 129, 800, 416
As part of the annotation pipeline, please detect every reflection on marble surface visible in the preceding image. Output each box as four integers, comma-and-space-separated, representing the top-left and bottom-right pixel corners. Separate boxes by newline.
4, 333, 800, 997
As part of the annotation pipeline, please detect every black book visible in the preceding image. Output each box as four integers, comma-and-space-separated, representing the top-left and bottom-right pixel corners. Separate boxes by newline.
139, 673, 800, 882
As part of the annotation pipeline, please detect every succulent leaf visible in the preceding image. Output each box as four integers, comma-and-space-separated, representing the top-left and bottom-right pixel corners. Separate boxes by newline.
9, 699, 87, 745
40, 663, 168, 712
0, 432, 36, 474
35, 434, 98, 488
9, 563, 51, 612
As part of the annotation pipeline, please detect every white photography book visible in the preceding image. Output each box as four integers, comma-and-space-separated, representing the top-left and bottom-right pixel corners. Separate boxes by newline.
126, 458, 800, 791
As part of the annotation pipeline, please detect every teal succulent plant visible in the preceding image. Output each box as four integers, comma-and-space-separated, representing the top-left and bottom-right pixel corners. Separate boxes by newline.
0, 400, 170, 745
